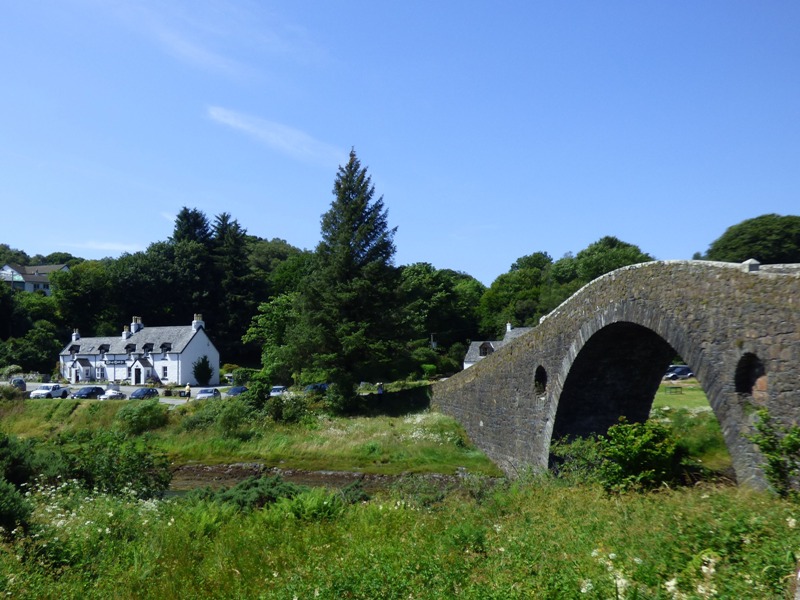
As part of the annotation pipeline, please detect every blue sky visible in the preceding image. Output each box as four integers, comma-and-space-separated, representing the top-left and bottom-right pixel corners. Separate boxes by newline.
1, 1, 798, 285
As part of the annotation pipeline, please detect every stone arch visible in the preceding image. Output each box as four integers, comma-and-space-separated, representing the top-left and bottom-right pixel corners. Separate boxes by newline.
551, 321, 675, 439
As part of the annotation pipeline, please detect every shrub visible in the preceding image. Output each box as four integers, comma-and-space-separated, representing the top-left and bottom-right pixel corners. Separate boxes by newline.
747, 408, 800, 499
114, 399, 168, 435
189, 475, 305, 511
276, 487, 345, 521
549, 435, 604, 484
192, 355, 214, 386
71, 431, 171, 498
216, 399, 252, 438
178, 400, 224, 432
266, 392, 310, 424
598, 418, 685, 492
0, 478, 31, 535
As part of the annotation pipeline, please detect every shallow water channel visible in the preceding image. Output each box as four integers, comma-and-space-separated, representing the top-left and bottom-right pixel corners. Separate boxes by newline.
169, 463, 466, 495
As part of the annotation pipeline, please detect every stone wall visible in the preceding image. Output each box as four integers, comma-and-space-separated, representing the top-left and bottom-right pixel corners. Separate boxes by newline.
432, 260, 800, 487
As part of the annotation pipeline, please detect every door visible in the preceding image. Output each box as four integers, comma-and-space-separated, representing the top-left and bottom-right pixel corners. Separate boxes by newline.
134, 368, 141, 385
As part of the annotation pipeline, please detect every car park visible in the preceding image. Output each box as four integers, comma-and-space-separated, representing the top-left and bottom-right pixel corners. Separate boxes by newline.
270, 385, 287, 396
130, 388, 160, 400
225, 386, 248, 397
195, 388, 221, 400
71, 386, 106, 399
663, 365, 694, 380
99, 388, 126, 400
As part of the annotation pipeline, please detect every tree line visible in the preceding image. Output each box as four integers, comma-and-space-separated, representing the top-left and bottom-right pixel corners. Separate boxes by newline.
2, 150, 798, 406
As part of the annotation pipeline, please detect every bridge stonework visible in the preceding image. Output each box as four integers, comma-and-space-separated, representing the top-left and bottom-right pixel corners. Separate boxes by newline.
432, 260, 800, 488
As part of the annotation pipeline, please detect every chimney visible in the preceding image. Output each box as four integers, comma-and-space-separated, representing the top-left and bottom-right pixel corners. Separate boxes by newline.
192, 313, 205, 331
122, 325, 131, 340
506, 322, 512, 332
130, 316, 144, 333
72, 329, 80, 342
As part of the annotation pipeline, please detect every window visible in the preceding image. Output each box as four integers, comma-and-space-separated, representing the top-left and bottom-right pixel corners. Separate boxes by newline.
96, 367, 106, 380
162, 366, 168, 379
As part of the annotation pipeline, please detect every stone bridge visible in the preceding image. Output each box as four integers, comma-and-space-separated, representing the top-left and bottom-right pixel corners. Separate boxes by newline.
432, 260, 800, 488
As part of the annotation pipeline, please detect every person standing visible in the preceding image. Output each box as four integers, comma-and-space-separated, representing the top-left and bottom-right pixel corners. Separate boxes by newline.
185, 383, 191, 399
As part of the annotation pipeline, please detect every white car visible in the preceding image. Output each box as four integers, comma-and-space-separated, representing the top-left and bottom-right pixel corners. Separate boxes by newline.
30, 383, 71, 399
99, 388, 127, 400
195, 388, 221, 400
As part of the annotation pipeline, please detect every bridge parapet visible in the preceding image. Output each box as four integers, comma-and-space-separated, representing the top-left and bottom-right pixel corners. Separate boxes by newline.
432, 260, 800, 487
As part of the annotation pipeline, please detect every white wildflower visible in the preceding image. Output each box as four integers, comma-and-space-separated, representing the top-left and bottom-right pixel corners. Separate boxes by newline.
788, 517, 797, 529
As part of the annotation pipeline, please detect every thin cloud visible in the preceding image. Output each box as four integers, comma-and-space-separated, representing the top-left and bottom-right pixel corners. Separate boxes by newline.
67, 241, 145, 254
208, 106, 346, 165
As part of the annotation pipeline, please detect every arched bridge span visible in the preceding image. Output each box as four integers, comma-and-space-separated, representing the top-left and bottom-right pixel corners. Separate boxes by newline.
432, 260, 800, 488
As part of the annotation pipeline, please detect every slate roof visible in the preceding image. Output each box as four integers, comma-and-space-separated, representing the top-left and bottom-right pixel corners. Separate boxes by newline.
61, 325, 203, 356
463, 326, 533, 366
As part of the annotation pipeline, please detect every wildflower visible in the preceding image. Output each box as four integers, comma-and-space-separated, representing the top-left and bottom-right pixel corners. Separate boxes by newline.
580, 580, 594, 593
788, 517, 797, 529
633, 557, 643, 565
665, 578, 679, 594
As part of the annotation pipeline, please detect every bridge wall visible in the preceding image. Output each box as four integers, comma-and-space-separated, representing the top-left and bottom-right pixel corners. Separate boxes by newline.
432, 260, 800, 487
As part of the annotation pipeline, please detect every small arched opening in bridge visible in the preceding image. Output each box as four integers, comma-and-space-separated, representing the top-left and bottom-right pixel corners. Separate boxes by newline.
534, 365, 547, 398
735, 352, 767, 404
551, 321, 676, 439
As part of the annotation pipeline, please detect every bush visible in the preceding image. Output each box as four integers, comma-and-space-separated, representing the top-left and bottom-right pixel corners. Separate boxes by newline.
598, 418, 685, 492
188, 475, 304, 511
266, 392, 310, 424
0, 478, 31, 535
71, 431, 171, 498
216, 399, 252, 438
178, 400, 225, 432
114, 399, 168, 435
747, 408, 800, 499
276, 487, 345, 521
192, 355, 214, 386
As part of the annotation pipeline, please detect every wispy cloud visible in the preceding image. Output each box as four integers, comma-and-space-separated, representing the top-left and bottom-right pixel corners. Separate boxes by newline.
208, 106, 346, 165
66, 241, 145, 254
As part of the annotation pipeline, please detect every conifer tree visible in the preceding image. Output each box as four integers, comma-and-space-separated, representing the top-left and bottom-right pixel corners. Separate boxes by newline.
300, 149, 399, 409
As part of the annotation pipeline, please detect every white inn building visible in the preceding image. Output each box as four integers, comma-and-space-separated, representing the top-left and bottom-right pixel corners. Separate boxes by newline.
59, 315, 220, 386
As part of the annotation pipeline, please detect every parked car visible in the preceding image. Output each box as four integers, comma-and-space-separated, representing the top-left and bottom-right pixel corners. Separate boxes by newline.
9, 378, 26, 392
225, 386, 248, 397
304, 383, 328, 394
269, 385, 287, 396
99, 388, 127, 400
30, 383, 71, 399
71, 386, 106, 399
130, 388, 160, 400
195, 388, 221, 400
663, 365, 694, 380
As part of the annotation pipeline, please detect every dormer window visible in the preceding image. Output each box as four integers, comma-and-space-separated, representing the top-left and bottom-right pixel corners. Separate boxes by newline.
479, 342, 494, 357
143, 343, 154, 356
125, 343, 136, 355
69, 345, 80, 355
160, 342, 172, 353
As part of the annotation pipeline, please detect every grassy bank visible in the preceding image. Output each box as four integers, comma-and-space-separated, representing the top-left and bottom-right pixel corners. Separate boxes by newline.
2, 474, 798, 598
0, 396, 502, 477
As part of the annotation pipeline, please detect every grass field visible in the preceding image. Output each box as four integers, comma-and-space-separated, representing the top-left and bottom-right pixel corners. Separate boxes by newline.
652, 378, 710, 412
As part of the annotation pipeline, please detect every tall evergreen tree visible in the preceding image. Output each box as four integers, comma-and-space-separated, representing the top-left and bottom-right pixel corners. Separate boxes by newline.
171, 207, 212, 247
300, 150, 399, 408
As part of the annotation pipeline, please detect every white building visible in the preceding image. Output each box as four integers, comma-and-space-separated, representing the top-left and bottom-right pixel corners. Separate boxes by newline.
1, 263, 68, 295
59, 315, 220, 386
463, 323, 533, 369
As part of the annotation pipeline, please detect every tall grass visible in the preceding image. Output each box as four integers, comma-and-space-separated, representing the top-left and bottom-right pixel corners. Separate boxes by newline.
2, 475, 798, 598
